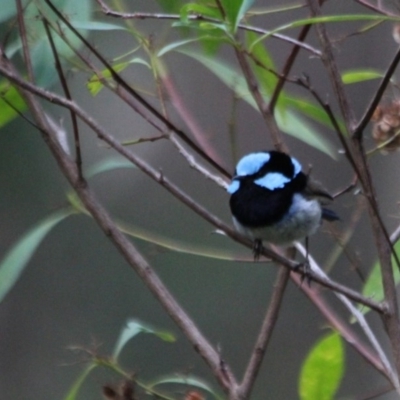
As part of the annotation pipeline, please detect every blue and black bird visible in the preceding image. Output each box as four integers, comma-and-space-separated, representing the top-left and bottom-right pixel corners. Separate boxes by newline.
227, 151, 338, 257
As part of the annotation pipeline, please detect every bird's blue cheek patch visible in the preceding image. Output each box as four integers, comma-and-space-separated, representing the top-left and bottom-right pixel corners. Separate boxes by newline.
255, 172, 290, 190
227, 180, 240, 194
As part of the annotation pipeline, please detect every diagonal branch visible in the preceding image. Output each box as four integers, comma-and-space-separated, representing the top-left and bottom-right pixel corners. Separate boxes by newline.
0, 61, 386, 312
0, 52, 238, 393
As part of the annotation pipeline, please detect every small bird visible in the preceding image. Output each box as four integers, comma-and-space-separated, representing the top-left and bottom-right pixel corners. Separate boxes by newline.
227, 150, 338, 258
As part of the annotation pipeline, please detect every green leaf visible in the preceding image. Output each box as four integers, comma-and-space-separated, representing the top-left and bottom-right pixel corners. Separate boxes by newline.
87, 57, 150, 95
86, 157, 136, 178
113, 319, 176, 359
70, 21, 125, 31
156, 0, 184, 13
341, 69, 383, 84
150, 374, 223, 400
361, 240, 400, 311
0, 81, 27, 128
299, 332, 344, 400
63, 363, 98, 400
246, 30, 277, 95
251, 14, 398, 49
179, 49, 336, 157
0, 209, 74, 303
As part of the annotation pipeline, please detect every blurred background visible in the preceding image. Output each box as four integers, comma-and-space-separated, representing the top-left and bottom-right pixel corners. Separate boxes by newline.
1, 0, 400, 398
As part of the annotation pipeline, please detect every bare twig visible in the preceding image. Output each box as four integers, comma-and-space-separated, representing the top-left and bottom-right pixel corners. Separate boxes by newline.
42, 19, 83, 178
269, 24, 311, 114
15, 0, 34, 83
96, 0, 322, 57
296, 244, 400, 389
238, 267, 290, 399
354, 45, 400, 139
0, 52, 238, 393
0, 62, 386, 312
44, 0, 230, 178
234, 45, 287, 152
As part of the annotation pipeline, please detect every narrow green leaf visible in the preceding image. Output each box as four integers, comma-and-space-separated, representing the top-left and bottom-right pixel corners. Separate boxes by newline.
0, 82, 27, 127
63, 363, 98, 400
341, 69, 383, 84
113, 319, 176, 359
179, 49, 335, 157
299, 332, 344, 400
246, 30, 277, 94
118, 220, 252, 261
158, 37, 204, 57
361, 240, 400, 311
235, 0, 256, 30
251, 14, 398, 49
70, 20, 125, 31
150, 374, 223, 400
86, 157, 136, 178
0, 209, 74, 303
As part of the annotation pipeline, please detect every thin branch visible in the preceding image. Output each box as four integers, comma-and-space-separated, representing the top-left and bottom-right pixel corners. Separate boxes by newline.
234, 45, 287, 152
96, 0, 322, 57
296, 243, 400, 389
15, 0, 34, 83
0, 63, 386, 313
354, 0, 397, 16
269, 24, 311, 114
354, 44, 400, 139
0, 53, 237, 393
44, 0, 230, 178
238, 267, 290, 399
42, 19, 83, 178
307, 0, 356, 131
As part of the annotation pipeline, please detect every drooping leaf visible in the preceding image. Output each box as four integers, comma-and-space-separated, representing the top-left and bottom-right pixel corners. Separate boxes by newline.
0, 209, 74, 303
87, 58, 150, 95
113, 319, 176, 359
361, 240, 400, 313
341, 69, 383, 84
179, 49, 336, 157
299, 332, 344, 400
86, 157, 136, 178
149, 374, 223, 400
63, 363, 98, 400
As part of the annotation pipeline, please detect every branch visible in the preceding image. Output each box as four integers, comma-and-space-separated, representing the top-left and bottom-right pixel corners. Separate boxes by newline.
354, 44, 400, 139
0, 62, 386, 312
0, 52, 237, 393
238, 267, 290, 399
96, 0, 322, 57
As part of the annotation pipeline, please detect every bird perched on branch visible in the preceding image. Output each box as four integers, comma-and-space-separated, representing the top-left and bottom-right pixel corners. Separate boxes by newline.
227, 150, 338, 259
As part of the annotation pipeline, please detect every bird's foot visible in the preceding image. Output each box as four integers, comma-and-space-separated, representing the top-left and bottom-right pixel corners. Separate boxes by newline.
294, 261, 312, 286
253, 239, 263, 261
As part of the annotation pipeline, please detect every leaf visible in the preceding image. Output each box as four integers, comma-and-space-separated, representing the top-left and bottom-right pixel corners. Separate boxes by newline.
299, 332, 344, 400
113, 319, 176, 359
246, 30, 277, 94
149, 374, 223, 400
0, 209, 74, 303
63, 363, 98, 400
179, 49, 336, 157
86, 157, 136, 178
0, 81, 27, 128
251, 14, 398, 49
221, 0, 255, 32
70, 20, 126, 31
87, 58, 150, 95
117, 219, 252, 261
341, 69, 383, 84
361, 240, 400, 311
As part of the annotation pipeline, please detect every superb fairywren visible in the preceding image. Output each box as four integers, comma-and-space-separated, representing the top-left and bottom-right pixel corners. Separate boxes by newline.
227, 151, 337, 257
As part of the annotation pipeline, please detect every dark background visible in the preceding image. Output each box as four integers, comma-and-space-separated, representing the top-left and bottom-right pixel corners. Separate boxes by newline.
1, 0, 399, 399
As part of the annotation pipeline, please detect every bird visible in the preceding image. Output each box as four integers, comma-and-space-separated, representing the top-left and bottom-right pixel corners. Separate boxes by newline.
227, 150, 338, 259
